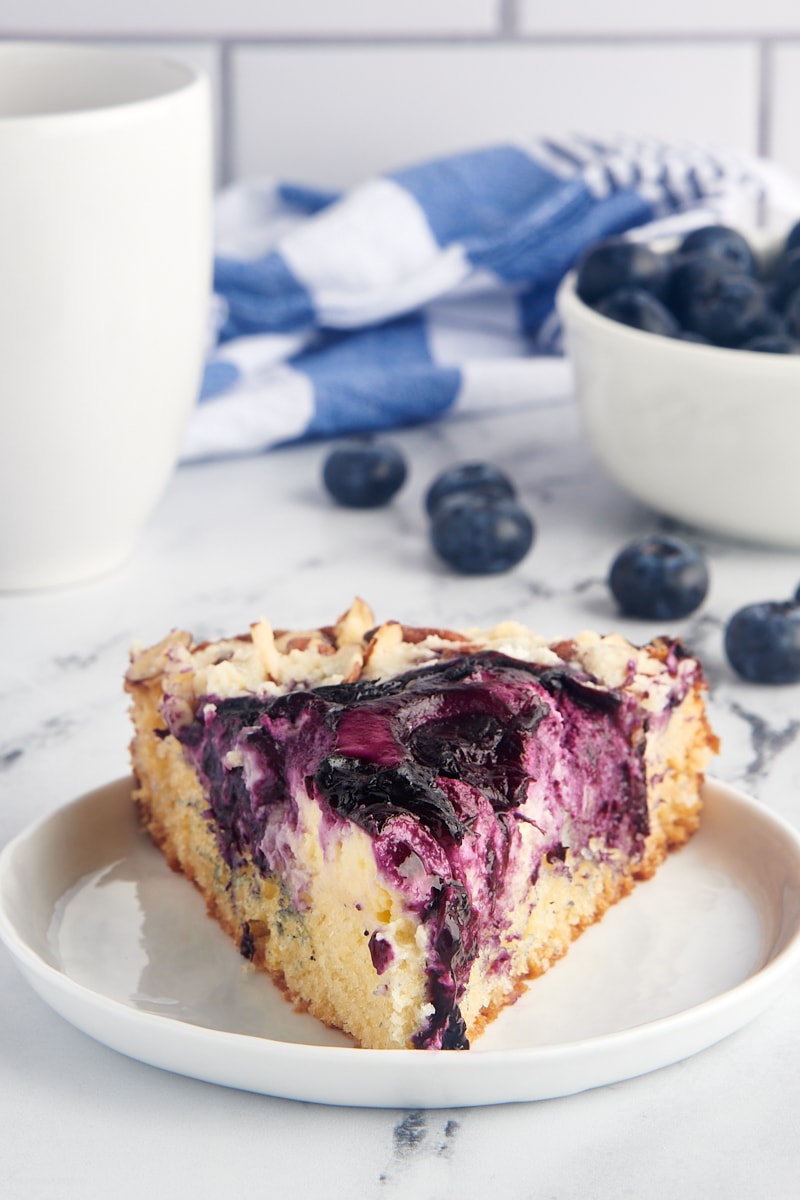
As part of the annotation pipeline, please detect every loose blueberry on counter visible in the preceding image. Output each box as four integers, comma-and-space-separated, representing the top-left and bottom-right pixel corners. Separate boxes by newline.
608, 535, 709, 620
424, 461, 516, 517
724, 601, 800, 684
575, 239, 669, 306
594, 287, 680, 337
678, 224, 758, 277
430, 492, 534, 575
323, 438, 407, 508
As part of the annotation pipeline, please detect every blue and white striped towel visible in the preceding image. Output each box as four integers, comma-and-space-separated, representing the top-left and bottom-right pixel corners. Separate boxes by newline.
182, 135, 800, 462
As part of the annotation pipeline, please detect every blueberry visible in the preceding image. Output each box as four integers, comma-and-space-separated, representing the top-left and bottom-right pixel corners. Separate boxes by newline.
681, 271, 774, 347
740, 332, 800, 354
594, 287, 680, 337
724, 602, 800, 683
786, 220, 800, 257
773, 248, 800, 309
323, 438, 407, 508
575, 239, 669, 306
664, 254, 734, 327
425, 461, 515, 517
678, 225, 758, 277
430, 493, 534, 575
609, 535, 709, 620
783, 288, 800, 340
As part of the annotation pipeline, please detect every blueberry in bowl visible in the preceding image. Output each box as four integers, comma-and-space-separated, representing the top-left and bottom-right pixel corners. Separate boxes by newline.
785, 217, 800, 256
679, 270, 777, 348
575, 238, 670, 306
678, 224, 758, 277
664, 253, 737, 330
594, 287, 679, 337
770, 245, 800, 308
557, 223, 800, 548
783, 288, 800, 340
663, 253, 730, 329
576, 224, 791, 351
740, 332, 800, 354
663, 253, 778, 347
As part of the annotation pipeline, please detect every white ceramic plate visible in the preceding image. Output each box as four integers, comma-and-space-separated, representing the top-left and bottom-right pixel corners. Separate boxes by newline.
1, 777, 799, 1109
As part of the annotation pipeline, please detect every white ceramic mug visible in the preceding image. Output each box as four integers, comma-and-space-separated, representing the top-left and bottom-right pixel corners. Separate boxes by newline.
0, 43, 212, 589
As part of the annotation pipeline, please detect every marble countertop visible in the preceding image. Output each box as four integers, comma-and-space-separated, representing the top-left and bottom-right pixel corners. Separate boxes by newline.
2, 397, 799, 1200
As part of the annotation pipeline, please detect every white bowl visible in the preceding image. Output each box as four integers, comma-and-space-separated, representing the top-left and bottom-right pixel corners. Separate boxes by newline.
557, 240, 800, 549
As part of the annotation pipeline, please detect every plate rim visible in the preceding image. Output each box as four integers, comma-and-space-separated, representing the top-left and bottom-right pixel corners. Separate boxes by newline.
2, 775, 800, 1106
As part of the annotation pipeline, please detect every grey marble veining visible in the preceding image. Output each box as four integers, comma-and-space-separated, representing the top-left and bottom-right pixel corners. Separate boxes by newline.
1, 398, 799, 1200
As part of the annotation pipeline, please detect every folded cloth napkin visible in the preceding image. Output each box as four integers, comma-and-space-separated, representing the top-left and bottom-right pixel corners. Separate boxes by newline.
182, 134, 800, 463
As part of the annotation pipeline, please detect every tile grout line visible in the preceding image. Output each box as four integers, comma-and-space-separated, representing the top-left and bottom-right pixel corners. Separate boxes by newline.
498, 0, 519, 38
219, 38, 234, 187
6, 29, 800, 47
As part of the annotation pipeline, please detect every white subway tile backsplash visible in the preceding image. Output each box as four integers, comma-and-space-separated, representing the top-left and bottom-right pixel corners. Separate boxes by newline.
0, 0, 499, 38
520, 0, 800, 36
4, 3, 795, 200
230, 43, 759, 188
768, 44, 800, 193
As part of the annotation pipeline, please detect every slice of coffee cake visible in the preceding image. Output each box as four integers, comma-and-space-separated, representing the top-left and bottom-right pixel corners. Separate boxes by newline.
125, 599, 717, 1050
